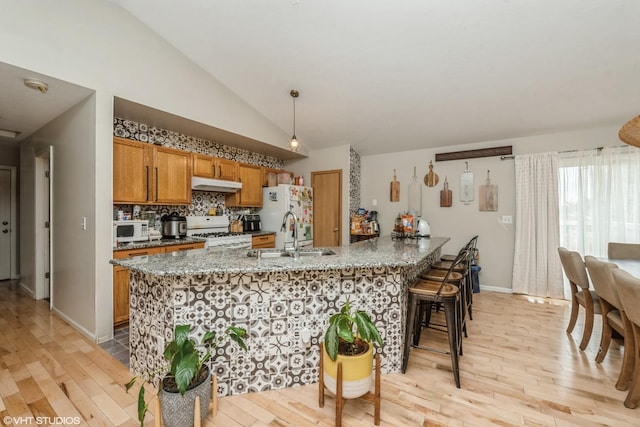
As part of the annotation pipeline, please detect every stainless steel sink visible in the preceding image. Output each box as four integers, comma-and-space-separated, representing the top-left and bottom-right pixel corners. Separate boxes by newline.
247, 249, 336, 258
297, 249, 336, 257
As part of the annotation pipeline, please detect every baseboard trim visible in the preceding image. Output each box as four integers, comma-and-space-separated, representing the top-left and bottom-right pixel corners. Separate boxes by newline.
478, 285, 512, 294
51, 307, 97, 343
18, 281, 35, 298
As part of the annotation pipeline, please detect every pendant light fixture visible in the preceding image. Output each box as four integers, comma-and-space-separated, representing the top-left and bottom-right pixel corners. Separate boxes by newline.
288, 89, 301, 152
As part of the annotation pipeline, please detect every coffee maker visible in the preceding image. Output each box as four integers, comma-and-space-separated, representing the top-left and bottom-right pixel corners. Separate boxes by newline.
369, 211, 380, 234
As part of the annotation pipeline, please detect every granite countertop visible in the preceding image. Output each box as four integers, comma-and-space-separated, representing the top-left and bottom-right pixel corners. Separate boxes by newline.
110, 235, 449, 275
113, 236, 206, 251
245, 230, 277, 237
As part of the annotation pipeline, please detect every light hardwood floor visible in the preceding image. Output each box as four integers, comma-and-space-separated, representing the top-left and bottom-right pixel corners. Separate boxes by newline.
0, 280, 637, 426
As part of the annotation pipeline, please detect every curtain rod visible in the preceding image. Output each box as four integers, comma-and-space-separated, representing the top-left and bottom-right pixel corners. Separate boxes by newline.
500, 146, 605, 160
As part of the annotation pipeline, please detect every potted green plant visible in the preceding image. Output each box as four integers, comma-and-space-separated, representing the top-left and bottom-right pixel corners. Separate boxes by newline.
323, 299, 383, 398
125, 323, 247, 427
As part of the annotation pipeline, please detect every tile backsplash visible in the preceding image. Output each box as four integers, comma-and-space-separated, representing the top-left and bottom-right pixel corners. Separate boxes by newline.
113, 117, 284, 216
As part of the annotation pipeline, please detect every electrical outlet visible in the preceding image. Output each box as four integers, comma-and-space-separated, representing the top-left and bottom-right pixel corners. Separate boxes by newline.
157, 336, 164, 356
502, 215, 513, 224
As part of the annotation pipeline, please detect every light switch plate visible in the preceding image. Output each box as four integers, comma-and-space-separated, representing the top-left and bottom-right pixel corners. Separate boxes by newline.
502, 215, 513, 224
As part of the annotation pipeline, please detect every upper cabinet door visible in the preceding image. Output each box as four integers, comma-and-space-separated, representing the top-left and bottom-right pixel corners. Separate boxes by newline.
153, 146, 192, 204
192, 154, 215, 178
113, 137, 151, 204
192, 154, 237, 181
216, 158, 237, 181
226, 163, 263, 207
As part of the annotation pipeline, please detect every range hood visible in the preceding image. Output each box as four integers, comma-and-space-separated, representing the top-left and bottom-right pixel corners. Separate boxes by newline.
191, 176, 242, 193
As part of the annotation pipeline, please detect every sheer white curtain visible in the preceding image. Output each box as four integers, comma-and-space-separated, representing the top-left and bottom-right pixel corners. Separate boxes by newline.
559, 145, 640, 258
512, 152, 565, 298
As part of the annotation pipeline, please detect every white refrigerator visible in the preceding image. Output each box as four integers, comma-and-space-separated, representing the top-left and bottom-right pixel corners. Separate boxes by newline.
259, 185, 313, 249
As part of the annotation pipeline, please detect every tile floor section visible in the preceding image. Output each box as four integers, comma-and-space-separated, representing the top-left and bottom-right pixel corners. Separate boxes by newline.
99, 325, 130, 368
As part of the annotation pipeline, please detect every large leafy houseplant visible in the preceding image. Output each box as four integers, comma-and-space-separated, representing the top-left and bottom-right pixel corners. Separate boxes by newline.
125, 323, 247, 426
324, 299, 383, 361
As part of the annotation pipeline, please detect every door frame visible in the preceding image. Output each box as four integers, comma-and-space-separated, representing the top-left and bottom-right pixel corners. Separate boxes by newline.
35, 146, 53, 308
0, 165, 18, 279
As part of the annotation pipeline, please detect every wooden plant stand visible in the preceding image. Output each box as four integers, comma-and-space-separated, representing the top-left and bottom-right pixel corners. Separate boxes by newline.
318, 343, 381, 427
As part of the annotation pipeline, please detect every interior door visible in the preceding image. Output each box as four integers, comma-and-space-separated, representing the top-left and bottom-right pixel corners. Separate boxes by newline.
0, 169, 11, 280
312, 170, 342, 247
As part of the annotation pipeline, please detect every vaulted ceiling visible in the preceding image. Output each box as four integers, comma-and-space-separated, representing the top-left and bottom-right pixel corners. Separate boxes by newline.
107, 0, 640, 155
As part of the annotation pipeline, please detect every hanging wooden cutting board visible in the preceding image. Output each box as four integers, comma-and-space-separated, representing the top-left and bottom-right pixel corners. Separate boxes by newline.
424, 161, 439, 187
619, 114, 640, 148
390, 169, 400, 202
440, 177, 452, 207
479, 170, 498, 211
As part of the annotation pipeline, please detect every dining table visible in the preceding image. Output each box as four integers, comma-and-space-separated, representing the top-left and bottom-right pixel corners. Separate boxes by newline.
606, 258, 640, 278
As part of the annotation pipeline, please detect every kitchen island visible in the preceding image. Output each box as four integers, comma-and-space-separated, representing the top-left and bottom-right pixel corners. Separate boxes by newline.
111, 235, 449, 396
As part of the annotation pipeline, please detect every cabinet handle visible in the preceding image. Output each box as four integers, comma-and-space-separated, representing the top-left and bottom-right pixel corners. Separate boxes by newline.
130, 251, 148, 257
212, 165, 216, 177
155, 167, 159, 201
145, 166, 149, 201
219, 165, 222, 177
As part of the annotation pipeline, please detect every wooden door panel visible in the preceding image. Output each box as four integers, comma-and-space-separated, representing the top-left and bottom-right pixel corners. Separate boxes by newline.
154, 147, 191, 204
312, 170, 342, 247
113, 138, 150, 203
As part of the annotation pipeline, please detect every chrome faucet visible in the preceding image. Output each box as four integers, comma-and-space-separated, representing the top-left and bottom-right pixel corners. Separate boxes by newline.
281, 210, 299, 257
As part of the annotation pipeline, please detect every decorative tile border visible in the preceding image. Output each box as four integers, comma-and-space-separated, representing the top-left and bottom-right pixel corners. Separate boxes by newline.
350, 147, 361, 214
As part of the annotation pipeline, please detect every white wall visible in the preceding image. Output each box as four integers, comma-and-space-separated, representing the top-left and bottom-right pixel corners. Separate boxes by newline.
286, 145, 351, 245
20, 95, 97, 334
2, 0, 290, 342
0, 144, 20, 166
362, 125, 621, 291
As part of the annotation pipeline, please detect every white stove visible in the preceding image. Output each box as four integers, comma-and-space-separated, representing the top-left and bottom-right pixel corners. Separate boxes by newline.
186, 216, 252, 250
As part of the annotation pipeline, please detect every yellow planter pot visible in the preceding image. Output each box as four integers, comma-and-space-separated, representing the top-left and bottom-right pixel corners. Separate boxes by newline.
322, 341, 374, 399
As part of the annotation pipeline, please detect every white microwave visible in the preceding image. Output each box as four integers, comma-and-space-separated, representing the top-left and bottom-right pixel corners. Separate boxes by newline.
114, 220, 149, 243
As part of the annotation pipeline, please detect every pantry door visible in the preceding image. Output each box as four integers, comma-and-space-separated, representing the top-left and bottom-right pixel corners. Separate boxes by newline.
311, 169, 342, 247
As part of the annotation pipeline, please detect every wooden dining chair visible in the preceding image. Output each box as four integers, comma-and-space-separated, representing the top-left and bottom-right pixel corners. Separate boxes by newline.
558, 247, 601, 350
584, 256, 632, 390
611, 269, 640, 408
608, 242, 640, 261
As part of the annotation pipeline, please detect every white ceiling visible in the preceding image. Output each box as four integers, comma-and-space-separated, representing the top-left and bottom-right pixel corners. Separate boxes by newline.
107, 0, 640, 156
0, 62, 93, 147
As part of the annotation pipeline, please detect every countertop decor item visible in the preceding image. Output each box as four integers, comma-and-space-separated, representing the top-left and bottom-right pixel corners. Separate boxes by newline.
460, 162, 474, 205
424, 161, 439, 187
390, 169, 400, 202
440, 177, 452, 207
479, 169, 498, 211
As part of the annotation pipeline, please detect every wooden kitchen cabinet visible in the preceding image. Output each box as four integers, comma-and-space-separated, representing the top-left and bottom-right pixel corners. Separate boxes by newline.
113, 137, 191, 205
252, 233, 276, 249
154, 146, 192, 204
113, 137, 151, 204
112, 246, 163, 326
226, 163, 263, 207
163, 241, 205, 253
192, 153, 237, 181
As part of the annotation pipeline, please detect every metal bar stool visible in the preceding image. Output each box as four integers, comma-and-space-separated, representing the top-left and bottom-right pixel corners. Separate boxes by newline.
430, 247, 474, 321
402, 252, 467, 388
420, 265, 467, 340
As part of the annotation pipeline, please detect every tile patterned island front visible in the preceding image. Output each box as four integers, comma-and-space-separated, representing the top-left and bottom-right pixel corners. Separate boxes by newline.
111, 236, 449, 396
